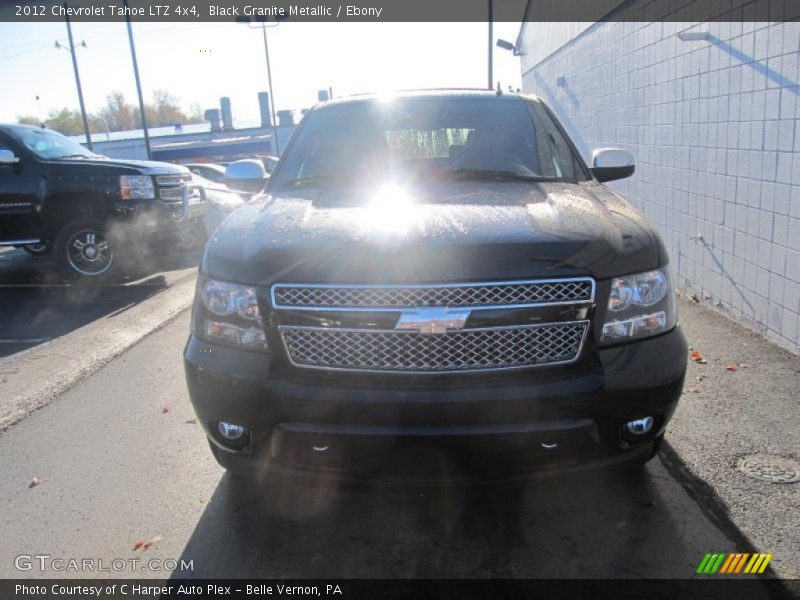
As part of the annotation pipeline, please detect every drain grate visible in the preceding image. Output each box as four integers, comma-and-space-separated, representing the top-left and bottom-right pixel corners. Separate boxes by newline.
737, 454, 800, 484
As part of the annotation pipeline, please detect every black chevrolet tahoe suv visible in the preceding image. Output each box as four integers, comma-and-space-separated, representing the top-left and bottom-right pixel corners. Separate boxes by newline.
0, 124, 208, 278
184, 91, 688, 485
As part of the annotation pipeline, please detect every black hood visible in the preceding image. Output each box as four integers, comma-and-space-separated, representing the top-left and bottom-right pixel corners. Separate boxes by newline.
202, 180, 666, 285
43, 157, 186, 176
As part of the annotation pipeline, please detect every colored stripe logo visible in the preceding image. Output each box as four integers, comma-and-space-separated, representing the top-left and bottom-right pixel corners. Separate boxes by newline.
696, 552, 773, 574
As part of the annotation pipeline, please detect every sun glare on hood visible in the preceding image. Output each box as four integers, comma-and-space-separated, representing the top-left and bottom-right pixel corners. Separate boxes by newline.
358, 183, 418, 235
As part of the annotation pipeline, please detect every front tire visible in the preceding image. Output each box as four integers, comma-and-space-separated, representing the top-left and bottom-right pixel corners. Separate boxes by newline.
23, 242, 53, 256
55, 218, 115, 280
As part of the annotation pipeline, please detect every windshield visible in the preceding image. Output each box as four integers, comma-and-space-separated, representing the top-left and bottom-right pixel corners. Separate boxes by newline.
271, 96, 588, 192
6, 126, 97, 160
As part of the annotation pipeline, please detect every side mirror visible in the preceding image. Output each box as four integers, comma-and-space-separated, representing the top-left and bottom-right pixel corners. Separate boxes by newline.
224, 159, 268, 194
590, 148, 635, 183
0, 149, 20, 166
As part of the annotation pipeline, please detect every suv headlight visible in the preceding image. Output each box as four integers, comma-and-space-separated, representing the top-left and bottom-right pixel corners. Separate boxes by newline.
600, 267, 677, 344
192, 276, 268, 351
120, 175, 155, 200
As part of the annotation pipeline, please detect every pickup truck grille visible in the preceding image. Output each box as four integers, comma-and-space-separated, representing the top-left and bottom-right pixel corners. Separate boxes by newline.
272, 278, 593, 310
156, 173, 192, 204
272, 278, 594, 374
280, 322, 589, 373
159, 187, 183, 202
156, 174, 190, 186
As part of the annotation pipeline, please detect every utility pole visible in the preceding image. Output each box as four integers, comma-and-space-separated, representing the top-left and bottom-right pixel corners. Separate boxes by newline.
124, 0, 151, 159
63, 4, 92, 149
259, 23, 280, 154
237, 17, 281, 153
488, 0, 493, 90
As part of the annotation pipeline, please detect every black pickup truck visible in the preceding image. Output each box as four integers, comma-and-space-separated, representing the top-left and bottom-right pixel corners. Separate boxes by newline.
184, 90, 688, 486
0, 124, 208, 278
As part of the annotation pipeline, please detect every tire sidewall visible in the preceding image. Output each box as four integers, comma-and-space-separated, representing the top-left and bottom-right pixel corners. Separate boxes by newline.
22, 242, 53, 256
55, 218, 116, 280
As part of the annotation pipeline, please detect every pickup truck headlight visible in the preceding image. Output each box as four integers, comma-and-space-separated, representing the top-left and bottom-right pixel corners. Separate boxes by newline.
600, 267, 677, 344
119, 175, 155, 200
192, 276, 268, 351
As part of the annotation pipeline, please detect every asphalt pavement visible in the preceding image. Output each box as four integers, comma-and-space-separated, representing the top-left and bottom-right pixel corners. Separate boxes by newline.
0, 312, 790, 593
663, 295, 800, 581
0, 246, 199, 357
0, 246, 796, 591
0, 247, 199, 430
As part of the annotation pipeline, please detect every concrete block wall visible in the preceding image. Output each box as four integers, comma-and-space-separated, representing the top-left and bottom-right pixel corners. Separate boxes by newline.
520, 17, 800, 354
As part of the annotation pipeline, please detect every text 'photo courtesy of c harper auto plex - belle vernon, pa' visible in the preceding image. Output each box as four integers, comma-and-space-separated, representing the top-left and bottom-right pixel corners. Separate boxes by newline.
0, 0, 798, 599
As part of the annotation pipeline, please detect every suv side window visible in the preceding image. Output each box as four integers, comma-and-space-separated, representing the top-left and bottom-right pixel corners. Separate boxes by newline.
0, 130, 23, 157
525, 102, 590, 182
0, 136, 16, 175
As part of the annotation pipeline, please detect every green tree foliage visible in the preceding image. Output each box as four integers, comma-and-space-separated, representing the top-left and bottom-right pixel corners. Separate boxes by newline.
15, 90, 201, 135
187, 103, 205, 124
16, 108, 99, 136
48, 108, 94, 135
16, 115, 42, 127
147, 89, 188, 126
98, 91, 138, 132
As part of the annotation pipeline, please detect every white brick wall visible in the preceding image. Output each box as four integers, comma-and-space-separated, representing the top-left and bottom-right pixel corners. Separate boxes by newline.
520, 17, 800, 354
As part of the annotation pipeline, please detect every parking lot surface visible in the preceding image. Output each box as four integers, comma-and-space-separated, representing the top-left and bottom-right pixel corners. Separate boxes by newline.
0, 312, 789, 596
0, 247, 198, 357
0, 250, 795, 595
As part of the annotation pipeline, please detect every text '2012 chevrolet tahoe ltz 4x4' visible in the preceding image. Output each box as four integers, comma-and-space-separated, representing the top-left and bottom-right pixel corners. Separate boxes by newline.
184, 90, 688, 485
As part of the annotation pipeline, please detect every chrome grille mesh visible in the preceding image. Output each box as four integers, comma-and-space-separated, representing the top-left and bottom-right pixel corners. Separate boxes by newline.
273, 279, 593, 309
156, 174, 192, 204
156, 174, 190, 186
280, 322, 588, 373
159, 187, 182, 202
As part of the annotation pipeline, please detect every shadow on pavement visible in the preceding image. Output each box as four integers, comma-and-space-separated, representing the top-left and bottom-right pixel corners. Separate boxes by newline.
174, 457, 777, 590
658, 441, 796, 599
0, 245, 202, 358
0, 243, 201, 285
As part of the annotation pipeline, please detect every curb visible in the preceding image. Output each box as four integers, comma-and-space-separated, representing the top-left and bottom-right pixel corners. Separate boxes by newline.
0, 273, 197, 431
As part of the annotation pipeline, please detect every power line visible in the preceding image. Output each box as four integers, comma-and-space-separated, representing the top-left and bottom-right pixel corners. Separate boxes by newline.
0, 43, 51, 61
0, 38, 54, 51
0, 23, 225, 60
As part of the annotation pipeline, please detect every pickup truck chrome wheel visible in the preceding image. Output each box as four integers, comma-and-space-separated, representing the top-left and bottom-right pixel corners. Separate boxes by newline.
65, 229, 114, 276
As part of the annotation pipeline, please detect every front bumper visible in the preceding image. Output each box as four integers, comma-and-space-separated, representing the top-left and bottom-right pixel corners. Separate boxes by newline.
112, 189, 210, 237
184, 326, 688, 482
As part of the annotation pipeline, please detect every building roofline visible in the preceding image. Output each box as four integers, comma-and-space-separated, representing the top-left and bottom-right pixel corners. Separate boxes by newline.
321, 88, 541, 106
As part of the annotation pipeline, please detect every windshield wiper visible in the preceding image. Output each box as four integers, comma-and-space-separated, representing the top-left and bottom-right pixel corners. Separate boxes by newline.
54, 154, 93, 160
447, 168, 558, 183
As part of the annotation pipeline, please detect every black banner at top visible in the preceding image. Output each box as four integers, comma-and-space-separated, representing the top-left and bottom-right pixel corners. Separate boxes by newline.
0, 578, 796, 600
0, 0, 799, 22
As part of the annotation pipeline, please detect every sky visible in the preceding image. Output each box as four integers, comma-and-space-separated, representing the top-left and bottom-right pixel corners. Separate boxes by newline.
0, 21, 524, 127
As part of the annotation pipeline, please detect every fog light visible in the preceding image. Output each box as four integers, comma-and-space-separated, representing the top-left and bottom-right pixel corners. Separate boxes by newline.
218, 422, 247, 440
624, 417, 654, 436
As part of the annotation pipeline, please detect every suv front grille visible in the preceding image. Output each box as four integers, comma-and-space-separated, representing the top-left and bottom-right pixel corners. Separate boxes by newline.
272, 279, 594, 310
280, 321, 589, 373
272, 278, 594, 374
